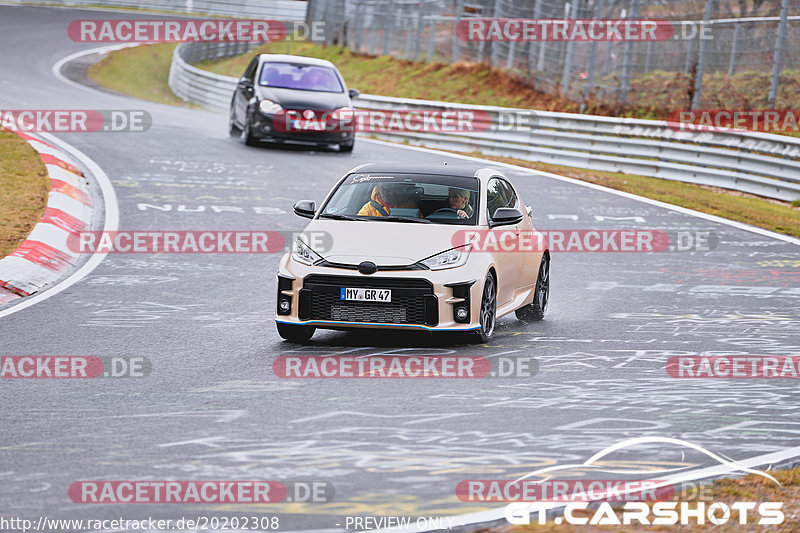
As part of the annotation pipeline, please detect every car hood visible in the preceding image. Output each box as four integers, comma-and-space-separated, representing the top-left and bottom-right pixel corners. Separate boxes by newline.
300, 220, 467, 265
257, 86, 350, 110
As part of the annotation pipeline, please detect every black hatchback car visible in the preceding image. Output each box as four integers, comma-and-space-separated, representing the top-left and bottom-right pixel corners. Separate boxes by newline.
229, 54, 359, 152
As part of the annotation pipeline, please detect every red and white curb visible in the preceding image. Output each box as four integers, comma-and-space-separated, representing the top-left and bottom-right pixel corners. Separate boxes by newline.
0, 131, 93, 303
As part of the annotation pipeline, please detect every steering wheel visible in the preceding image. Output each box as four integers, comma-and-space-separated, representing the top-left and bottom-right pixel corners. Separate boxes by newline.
427, 207, 462, 220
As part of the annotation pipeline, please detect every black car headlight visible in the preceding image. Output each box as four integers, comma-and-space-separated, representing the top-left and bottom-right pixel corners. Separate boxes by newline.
259, 99, 283, 114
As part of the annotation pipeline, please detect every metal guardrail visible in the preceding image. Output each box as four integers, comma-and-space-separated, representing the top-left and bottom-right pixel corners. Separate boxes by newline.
168, 42, 800, 202
10, 0, 308, 21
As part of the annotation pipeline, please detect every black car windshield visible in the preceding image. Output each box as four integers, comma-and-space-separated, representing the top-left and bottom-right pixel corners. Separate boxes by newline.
259, 62, 343, 93
319, 173, 480, 225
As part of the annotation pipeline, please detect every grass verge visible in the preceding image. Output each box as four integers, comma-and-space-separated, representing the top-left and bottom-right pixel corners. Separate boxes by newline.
87, 43, 192, 107
0, 130, 50, 259
509, 467, 800, 532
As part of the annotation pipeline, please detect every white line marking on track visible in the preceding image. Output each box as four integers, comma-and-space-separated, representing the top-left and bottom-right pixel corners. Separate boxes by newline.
51, 43, 141, 95
0, 132, 119, 319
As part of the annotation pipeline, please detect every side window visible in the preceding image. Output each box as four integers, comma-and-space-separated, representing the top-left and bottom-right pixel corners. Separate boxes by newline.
244, 58, 258, 83
486, 178, 507, 219
499, 179, 517, 208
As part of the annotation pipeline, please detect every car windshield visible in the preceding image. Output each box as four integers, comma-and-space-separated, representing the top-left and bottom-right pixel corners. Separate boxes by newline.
259, 62, 343, 93
319, 173, 480, 225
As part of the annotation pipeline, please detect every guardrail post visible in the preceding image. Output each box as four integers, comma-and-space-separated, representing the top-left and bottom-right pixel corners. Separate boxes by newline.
383, 0, 395, 55
452, 0, 463, 62
728, 22, 741, 76
488, 0, 501, 66
354, 0, 364, 52
560, 0, 579, 96
528, 0, 542, 73
427, 12, 437, 62
768, 0, 790, 109
535, 0, 546, 70
618, 0, 639, 105
584, 0, 605, 96
690, 0, 714, 110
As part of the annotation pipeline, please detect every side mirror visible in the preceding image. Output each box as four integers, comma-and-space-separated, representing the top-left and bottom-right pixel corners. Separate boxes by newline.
490, 207, 523, 227
293, 200, 316, 219
348, 88, 360, 99
239, 77, 253, 89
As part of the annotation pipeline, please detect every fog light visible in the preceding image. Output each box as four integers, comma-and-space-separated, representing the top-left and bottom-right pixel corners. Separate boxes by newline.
455, 307, 468, 320
279, 299, 291, 313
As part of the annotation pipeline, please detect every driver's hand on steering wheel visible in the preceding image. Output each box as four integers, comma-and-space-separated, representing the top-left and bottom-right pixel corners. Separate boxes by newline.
457, 210, 468, 218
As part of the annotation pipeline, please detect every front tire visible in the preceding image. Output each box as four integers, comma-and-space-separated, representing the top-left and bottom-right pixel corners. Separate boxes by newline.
472, 273, 497, 343
240, 114, 259, 146
340, 140, 355, 152
277, 323, 315, 343
228, 106, 241, 136
516, 255, 549, 322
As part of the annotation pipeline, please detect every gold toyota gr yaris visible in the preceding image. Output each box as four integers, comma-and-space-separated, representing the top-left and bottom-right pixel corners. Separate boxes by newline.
274, 164, 550, 343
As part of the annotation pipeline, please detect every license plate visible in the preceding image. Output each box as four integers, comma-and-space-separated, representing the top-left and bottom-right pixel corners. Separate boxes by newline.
291, 119, 325, 130
340, 288, 392, 302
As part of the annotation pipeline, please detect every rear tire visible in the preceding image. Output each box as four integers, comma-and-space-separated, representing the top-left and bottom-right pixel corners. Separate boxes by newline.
277, 323, 315, 343
471, 273, 497, 343
516, 255, 549, 322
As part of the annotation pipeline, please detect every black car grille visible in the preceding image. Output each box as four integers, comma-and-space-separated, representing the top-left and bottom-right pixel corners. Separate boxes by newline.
300, 275, 437, 326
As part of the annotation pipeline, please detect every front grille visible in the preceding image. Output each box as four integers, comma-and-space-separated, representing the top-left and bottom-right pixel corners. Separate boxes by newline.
300, 275, 437, 325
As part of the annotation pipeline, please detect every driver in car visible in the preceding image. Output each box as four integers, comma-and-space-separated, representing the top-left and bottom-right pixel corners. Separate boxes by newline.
358, 183, 419, 216
448, 188, 473, 219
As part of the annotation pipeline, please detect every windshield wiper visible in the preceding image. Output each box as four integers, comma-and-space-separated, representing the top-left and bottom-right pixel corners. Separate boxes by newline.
318, 213, 361, 221
375, 216, 432, 224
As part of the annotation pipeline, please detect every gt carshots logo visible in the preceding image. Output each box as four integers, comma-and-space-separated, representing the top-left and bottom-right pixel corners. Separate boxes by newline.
68, 19, 286, 42
506, 501, 784, 526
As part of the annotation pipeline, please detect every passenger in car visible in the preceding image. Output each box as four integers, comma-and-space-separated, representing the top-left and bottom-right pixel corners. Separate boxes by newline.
358, 183, 419, 216
448, 188, 473, 219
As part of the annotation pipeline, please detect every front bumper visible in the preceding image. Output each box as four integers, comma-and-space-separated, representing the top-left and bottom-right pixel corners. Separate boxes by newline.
253, 113, 354, 145
274, 254, 482, 332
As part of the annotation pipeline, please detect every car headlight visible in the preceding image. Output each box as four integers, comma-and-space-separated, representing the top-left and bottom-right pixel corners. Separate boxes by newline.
331, 106, 354, 121
259, 99, 283, 114
291, 238, 323, 265
420, 245, 471, 270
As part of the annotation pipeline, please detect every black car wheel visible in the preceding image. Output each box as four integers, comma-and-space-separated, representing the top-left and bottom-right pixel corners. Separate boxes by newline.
340, 140, 355, 152
228, 105, 241, 136
277, 323, 315, 343
240, 113, 259, 146
472, 273, 496, 343
516, 254, 549, 322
